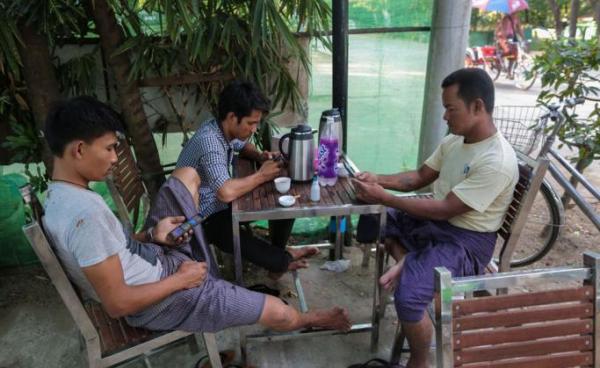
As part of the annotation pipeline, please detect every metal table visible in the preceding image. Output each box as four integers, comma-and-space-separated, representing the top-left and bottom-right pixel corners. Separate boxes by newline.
231, 155, 387, 353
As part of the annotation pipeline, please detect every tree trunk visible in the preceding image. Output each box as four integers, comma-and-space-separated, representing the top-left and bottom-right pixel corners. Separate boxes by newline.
569, 0, 580, 38
593, 0, 600, 38
86, 0, 164, 196
17, 22, 60, 177
548, 0, 564, 38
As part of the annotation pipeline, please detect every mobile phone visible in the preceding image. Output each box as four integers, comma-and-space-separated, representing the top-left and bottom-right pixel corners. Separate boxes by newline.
169, 214, 205, 240
342, 161, 356, 178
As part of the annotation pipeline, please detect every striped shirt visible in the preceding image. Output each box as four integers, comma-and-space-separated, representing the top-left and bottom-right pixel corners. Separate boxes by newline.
176, 119, 247, 217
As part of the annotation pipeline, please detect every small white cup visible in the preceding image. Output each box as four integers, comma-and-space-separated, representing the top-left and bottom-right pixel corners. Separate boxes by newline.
274, 177, 291, 194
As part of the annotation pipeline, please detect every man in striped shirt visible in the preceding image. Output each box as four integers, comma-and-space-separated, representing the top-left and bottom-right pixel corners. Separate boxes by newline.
177, 81, 318, 277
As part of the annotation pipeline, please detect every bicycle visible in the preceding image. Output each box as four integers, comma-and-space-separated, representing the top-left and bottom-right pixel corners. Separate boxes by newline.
465, 41, 537, 90
494, 97, 585, 267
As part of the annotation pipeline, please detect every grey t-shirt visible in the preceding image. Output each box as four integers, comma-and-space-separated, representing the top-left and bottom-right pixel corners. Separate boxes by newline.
44, 182, 163, 301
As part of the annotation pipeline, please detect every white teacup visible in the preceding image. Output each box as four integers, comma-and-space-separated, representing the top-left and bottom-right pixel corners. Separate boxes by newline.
274, 177, 291, 194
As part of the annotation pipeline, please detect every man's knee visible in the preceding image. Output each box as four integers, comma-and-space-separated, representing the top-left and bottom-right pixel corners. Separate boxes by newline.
384, 237, 396, 253
172, 167, 201, 194
394, 286, 428, 323
384, 237, 407, 255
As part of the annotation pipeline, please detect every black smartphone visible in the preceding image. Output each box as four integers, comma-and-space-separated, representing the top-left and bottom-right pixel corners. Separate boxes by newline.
342, 161, 356, 178
169, 214, 205, 240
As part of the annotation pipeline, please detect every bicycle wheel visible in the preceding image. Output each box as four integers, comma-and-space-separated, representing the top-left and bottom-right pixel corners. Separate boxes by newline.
486, 59, 501, 81
514, 52, 537, 90
495, 179, 564, 267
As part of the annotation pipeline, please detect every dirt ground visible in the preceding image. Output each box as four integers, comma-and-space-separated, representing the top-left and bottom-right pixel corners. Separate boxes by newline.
523, 189, 600, 270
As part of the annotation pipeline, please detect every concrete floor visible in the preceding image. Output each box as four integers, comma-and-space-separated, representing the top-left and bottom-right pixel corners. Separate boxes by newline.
0, 246, 402, 368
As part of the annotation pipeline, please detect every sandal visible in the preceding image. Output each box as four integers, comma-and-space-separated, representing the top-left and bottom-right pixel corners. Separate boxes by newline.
347, 358, 403, 368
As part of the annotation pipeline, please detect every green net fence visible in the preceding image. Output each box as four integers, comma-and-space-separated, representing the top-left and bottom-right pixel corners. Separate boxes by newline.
300, 1, 433, 235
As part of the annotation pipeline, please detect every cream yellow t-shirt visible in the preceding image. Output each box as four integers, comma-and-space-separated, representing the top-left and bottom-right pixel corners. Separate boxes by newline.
424, 132, 518, 232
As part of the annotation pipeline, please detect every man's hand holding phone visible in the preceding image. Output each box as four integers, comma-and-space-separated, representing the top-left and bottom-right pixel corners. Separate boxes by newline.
152, 216, 193, 247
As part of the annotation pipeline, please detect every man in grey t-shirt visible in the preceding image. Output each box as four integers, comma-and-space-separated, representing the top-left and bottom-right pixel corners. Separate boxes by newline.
42, 96, 351, 334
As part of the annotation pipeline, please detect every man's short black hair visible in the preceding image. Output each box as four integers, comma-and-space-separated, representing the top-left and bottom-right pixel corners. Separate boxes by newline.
217, 81, 270, 122
441, 68, 495, 114
44, 96, 124, 156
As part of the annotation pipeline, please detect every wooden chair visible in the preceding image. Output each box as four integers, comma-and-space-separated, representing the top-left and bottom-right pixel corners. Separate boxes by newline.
495, 152, 549, 272
106, 135, 176, 233
435, 251, 600, 368
106, 135, 152, 234
19, 185, 222, 368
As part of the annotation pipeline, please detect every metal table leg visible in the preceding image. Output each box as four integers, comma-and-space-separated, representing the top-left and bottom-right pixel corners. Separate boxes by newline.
371, 208, 386, 352
232, 213, 243, 285
335, 216, 343, 260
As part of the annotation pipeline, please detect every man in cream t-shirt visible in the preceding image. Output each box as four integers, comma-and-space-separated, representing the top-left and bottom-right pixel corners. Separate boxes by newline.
426, 131, 517, 233
353, 68, 518, 368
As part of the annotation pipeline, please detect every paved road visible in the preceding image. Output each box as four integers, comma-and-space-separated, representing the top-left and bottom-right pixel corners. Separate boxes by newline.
495, 74, 595, 116
495, 76, 543, 106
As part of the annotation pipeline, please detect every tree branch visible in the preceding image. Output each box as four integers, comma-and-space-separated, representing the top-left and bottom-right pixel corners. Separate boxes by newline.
138, 72, 233, 87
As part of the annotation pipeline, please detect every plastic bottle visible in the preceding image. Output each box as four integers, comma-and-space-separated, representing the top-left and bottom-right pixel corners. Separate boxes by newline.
310, 176, 321, 202
318, 116, 339, 186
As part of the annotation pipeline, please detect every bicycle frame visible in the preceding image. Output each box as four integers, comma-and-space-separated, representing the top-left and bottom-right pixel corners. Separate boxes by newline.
535, 98, 600, 231
547, 151, 600, 231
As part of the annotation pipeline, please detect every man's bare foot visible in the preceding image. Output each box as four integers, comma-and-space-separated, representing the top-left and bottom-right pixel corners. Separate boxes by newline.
287, 246, 320, 260
288, 259, 309, 270
267, 259, 310, 280
379, 262, 403, 291
309, 307, 352, 331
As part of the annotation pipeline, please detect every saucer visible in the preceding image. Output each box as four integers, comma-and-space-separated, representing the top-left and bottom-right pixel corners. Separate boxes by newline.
278, 195, 296, 207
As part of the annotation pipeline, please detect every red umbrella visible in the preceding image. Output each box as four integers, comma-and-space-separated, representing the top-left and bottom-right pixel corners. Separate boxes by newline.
472, 0, 529, 14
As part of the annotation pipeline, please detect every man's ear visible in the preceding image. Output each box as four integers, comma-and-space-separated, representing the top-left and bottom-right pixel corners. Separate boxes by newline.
224, 112, 239, 124
473, 98, 486, 114
71, 141, 85, 159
